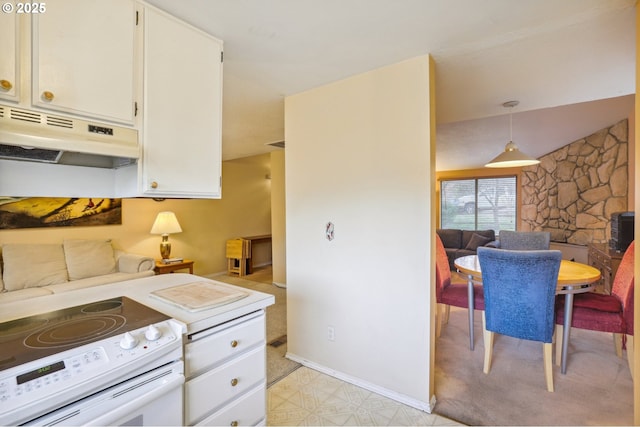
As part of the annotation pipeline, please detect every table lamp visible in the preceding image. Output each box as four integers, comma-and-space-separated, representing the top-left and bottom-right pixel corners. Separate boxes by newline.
150, 211, 182, 259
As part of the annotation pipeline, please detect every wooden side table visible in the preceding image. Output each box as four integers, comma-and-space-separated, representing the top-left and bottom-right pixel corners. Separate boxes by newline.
155, 259, 194, 275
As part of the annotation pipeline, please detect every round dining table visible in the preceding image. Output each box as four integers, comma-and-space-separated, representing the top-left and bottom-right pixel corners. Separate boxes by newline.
454, 255, 601, 374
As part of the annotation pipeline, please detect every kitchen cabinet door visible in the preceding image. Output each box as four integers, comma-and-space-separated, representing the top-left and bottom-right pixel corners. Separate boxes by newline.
0, 13, 19, 102
32, 0, 137, 124
141, 5, 223, 198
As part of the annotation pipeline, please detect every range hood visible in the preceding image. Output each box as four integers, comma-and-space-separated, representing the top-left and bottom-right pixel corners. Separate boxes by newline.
0, 105, 139, 169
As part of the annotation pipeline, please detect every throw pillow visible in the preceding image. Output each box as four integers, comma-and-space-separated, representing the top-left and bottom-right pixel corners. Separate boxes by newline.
465, 233, 493, 251
2, 244, 69, 291
64, 239, 117, 280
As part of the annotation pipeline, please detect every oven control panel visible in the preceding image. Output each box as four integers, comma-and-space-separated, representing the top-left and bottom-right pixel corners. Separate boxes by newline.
0, 319, 182, 420
1, 348, 109, 402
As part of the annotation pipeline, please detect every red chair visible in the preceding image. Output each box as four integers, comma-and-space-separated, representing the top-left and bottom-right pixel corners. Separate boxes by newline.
435, 234, 485, 338
555, 241, 634, 377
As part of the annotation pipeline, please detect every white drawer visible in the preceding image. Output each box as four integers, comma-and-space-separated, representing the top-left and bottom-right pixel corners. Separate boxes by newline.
186, 312, 265, 377
185, 346, 266, 424
196, 384, 266, 426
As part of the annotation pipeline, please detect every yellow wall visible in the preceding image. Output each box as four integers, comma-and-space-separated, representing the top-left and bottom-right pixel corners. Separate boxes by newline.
0, 153, 273, 276
270, 150, 286, 286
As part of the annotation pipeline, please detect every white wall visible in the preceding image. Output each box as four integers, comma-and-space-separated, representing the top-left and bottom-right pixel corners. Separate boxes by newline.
285, 55, 436, 409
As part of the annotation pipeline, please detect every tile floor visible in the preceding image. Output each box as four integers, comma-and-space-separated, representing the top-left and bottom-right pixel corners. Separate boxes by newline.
267, 366, 463, 426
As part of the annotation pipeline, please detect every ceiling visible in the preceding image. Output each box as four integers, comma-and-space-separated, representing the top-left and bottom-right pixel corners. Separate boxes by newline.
145, 0, 636, 171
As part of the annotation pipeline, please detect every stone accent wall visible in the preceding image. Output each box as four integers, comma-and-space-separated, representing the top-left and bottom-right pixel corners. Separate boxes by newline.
520, 119, 628, 245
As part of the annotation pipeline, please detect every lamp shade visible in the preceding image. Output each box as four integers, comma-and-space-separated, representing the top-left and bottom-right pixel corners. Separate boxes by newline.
485, 141, 541, 168
485, 100, 540, 168
150, 211, 182, 235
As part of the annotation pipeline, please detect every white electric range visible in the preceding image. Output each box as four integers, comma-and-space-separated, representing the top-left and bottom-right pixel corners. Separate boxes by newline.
0, 273, 276, 426
0, 296, 185, 426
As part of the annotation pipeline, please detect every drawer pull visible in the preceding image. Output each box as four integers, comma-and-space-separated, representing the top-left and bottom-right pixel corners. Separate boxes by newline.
230, 340, 238, 348
42, 90, 55, 101
230, 422, 238, 427
0, 79, 12, 91
230, 378, 238, 387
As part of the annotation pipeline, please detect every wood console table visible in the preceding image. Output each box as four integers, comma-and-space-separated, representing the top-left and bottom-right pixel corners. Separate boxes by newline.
588, 243, 623, 295
242, 234, 272, 274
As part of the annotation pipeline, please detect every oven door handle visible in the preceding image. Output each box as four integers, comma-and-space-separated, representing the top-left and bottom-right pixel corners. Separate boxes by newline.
86, 373, 185, 426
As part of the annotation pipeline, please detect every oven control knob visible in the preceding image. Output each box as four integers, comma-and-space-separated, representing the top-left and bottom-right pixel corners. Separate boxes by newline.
120, 332, 138, 350
145, 325, 162, 341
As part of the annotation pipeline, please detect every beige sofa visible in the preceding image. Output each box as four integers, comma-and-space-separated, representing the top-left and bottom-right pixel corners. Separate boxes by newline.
0, 239, 155, 303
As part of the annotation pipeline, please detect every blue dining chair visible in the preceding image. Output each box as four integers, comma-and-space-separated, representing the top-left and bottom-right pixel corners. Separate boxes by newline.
497, 230, 551, 250
477, 246, 562, 392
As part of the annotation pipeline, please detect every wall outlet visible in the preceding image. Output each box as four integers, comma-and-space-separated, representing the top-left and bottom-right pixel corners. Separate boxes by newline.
327, 326, 335, 341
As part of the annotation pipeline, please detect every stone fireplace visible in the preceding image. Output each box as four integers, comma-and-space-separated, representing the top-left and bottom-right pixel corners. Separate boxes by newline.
520, 119, 628, 246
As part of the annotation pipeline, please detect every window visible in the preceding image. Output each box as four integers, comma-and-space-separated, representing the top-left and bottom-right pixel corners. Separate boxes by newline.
440, 176, 516, 234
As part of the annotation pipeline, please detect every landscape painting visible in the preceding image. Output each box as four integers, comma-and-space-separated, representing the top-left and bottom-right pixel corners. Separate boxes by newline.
0, 197, 122, 229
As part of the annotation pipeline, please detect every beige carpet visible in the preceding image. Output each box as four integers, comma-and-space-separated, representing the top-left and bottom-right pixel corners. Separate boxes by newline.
214, 266, 302, 387
435, 305, 634, 426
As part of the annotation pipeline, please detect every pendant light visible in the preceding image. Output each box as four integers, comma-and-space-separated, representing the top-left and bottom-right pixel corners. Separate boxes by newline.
485, 101, 540, 168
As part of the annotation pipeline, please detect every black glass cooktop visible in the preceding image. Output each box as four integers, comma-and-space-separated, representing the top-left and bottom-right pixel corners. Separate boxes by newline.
0, 297, 169, 373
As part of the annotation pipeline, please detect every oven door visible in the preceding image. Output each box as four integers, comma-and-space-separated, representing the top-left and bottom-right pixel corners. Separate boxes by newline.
25, 362, 184, 426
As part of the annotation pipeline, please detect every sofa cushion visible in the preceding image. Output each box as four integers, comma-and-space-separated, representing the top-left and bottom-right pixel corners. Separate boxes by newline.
2, 244, 69, 291
64, 239, 116, 280
44, 270, 154, 294
461, 229, 495, 249
465, 233, 493, 251
437, 229, 462, 249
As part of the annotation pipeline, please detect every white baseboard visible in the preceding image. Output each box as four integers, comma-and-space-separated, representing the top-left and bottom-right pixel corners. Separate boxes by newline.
285, 352, 436, 413
273, 281, 287, 288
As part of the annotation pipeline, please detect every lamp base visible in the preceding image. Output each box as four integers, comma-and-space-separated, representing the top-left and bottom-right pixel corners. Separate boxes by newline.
160, 235, 171, 259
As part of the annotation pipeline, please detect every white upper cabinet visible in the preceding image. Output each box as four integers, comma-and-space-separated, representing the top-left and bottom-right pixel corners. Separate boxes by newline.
32, 0, 137, 124
141, 5, 223, 198
0, 14, 19, 102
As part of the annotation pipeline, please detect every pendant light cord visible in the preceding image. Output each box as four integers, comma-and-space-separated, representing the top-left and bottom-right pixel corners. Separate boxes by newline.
509, 108, 513, 142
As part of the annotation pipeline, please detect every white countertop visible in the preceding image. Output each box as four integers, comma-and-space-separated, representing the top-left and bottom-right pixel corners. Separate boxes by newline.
0, 273, 275, 335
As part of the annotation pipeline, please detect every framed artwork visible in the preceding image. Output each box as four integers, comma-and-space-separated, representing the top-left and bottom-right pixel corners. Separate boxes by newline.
0, 197, 122, 229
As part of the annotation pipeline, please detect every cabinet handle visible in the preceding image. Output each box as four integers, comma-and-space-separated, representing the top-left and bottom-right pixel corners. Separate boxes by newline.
42, 91, 55, 102
0, 80, 12, 91
230, 378, 238, 386
230, 422, 238, 427
230, 340, 238, 348
150, 181, 158, 189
